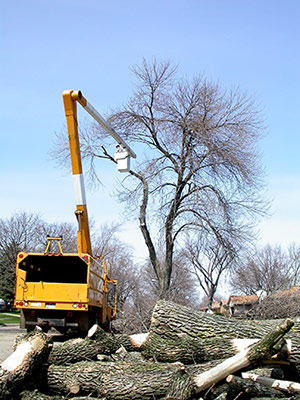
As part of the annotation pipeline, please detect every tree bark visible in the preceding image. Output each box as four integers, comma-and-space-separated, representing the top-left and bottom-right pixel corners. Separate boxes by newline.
249, 318, 300, 372
226, 375, 287, 398
37, 319, 293, 399
20, 391, 100, 400
48, 324, 143, 365
242, 371, 300, 393
192, 318, 293, 393
140, 301, 291, 364
140, 300, 300, 375
40, 359, 194, 399
49, 302, 297, 369
0, 328, 51, 400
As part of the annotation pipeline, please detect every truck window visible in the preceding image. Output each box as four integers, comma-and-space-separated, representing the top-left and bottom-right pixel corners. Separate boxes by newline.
18, 255, 88, 284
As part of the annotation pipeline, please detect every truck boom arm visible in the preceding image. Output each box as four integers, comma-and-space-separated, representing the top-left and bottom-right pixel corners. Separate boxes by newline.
62, 90, 92, 255
71, 90, 136, 158
62, 89, 136, 255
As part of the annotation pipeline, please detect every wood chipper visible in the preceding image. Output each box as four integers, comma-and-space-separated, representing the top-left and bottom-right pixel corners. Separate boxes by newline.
14, 90, 136, 333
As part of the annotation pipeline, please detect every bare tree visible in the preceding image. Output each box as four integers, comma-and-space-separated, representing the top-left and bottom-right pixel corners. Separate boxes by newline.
0, 212, 44, 301
38, 221, 77, 253
249, 286, 300, 320
143, 250, 199, 306
287, 243, 300, 286
182, 236, 236, 309
53, 59, 267, 299
230, 244, 299, 296
93, 222, 138, 309
114, 253, 199, 334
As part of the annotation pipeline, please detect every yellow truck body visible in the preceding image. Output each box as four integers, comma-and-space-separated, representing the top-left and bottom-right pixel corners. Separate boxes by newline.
14, 248, 116, 332
13, 90, 133, 333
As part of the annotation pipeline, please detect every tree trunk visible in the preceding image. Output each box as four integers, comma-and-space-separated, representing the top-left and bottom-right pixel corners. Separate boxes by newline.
48, 324, 143, 365
141, 300, 299, 367
0, 328, 51, 400
40, 359, 194, 400
192, 318, 293, 393
20, 391, 100, 400
37, 319, 292, 399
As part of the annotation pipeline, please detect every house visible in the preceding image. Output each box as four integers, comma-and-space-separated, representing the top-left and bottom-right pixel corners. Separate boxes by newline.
199, 293, 263, 317
199, 301, 221, 313
227, 294, 258, 317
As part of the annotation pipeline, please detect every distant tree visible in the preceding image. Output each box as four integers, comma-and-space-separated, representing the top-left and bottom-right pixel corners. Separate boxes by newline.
114, 256, 199, 334
230, 244, 300, 296
38, 221, 77, 253
249, 286, 300, 320
287, 243, 300, 286
0, 212, 96, 301
53, 59, 267, 300
0, 212, 43, 302
93, 222, 138, 309
182, 235, 237, 309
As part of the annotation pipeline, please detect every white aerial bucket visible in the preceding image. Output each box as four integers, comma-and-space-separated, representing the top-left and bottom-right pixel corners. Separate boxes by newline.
114, 149, 130, 172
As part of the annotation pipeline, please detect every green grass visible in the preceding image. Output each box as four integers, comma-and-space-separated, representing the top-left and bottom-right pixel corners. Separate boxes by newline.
0, 312, 20, 325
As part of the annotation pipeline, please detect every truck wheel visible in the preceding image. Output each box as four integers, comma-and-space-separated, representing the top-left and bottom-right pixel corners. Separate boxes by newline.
41, 326, 49, 333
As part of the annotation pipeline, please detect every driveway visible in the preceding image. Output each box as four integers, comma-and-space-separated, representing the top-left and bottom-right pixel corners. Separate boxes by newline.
0, 324, 26, 363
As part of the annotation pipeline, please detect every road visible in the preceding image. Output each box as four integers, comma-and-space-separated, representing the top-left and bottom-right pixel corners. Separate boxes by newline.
0, 324, 26, 363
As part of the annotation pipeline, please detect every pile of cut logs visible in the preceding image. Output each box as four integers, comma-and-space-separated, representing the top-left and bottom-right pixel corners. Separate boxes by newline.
2, 300, 300, 400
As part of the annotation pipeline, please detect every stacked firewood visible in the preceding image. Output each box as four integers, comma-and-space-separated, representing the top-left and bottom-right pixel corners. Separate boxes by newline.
1, 300, 300, 400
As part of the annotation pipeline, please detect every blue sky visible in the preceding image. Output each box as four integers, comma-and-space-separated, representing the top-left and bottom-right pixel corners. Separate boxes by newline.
1, 0, 299, 259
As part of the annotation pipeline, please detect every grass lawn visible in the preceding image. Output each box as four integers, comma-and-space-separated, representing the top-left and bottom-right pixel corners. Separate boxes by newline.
0, 311, 20, 325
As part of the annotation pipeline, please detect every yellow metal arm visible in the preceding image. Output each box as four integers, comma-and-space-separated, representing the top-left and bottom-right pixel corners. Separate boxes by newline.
62, 90, 92, 255
62, 89, 136, 255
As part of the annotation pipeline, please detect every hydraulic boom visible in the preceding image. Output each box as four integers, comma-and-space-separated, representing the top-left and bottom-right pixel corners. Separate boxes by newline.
62, 90, 136, 254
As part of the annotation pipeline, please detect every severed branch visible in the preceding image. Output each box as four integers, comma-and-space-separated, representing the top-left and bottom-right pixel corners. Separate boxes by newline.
242, 371, 300, 394
226, 375, 287, 398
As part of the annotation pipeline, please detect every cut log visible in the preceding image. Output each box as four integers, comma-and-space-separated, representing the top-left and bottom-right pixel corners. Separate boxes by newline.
246, 366, 285, 379
20, 390, 100, 400
226, 375, 286, 398
242, 371, 300, 393
192, 318, 293, 393
162, 363, 194, 400
38, 319, 293, 399
48, 302, 297, 369
48, 324, 145, 365
50, 323, 280, 367
40, 359, 195, 399
141, 300, 295, 365
250, 320, 300, 378
250, 398, 300, 400
0, 328, 51, 400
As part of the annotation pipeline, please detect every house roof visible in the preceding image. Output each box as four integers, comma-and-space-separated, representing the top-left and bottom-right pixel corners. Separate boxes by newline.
271, 286, 300, 298
199, 301, 220, 311
228, 294, 258, 306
